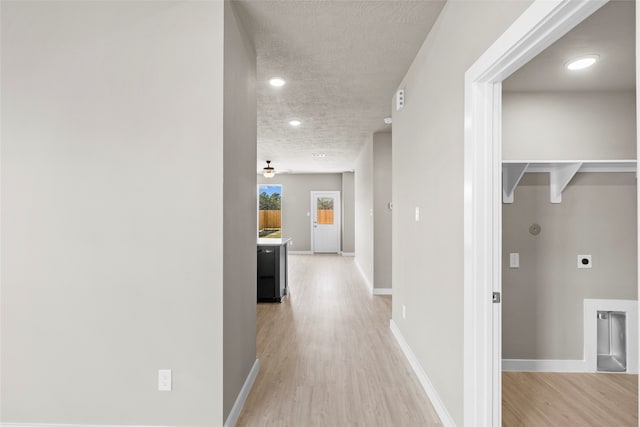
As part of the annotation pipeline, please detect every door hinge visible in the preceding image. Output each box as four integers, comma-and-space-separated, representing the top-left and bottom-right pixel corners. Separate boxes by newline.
492, 292, 501, 303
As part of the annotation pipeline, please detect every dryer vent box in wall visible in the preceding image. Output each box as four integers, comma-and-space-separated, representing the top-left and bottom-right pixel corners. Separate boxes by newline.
597, 311, 627, 372
396, 89, 405, 111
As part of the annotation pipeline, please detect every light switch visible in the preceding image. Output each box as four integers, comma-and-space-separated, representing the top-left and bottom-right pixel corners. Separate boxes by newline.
415, 207, 420, 222
159, 369, 172, 391
509, 253, 519, 268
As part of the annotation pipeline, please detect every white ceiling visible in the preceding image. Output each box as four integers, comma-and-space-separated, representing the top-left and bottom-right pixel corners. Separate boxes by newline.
234, 0, 445, 174
503, 0, 635, 92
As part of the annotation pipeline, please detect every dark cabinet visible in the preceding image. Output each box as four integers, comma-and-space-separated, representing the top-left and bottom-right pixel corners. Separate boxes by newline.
257, 239, 289, 302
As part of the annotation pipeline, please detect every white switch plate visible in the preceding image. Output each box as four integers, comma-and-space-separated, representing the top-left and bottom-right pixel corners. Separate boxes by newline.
509, 253, 519, 268
402, 305, 406, 320
415, 207, 420, 222
578, 255, 592, 269
158, 369, 172, 391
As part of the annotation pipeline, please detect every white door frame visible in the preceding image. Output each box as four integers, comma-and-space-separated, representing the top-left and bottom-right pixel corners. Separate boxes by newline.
310, 190, 341, 253
463, 1, 610, 425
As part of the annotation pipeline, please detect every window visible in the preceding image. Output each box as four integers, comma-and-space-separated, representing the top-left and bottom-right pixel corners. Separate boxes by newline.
258, 184, 282, 238
316, 197, 334, 224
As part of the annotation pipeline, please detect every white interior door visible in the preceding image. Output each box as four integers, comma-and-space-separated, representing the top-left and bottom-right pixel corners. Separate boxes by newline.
311, 191, 341, 253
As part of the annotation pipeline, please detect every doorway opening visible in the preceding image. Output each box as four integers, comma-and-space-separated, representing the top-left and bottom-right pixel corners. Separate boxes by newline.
463, 0, 639, 425
499, 2, 638, 424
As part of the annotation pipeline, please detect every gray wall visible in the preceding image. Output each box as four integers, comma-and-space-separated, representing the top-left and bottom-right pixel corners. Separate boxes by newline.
342, 172, 355, 254
503, 91, 636, 160
355, 139, 374, 285
223, 2, 257, 422
2, 1, 228, 425
373, 133, 392, 290
257, 173, 343, 252
503, 173, 637, 360
502, 89, 637, 361
391, 1, 532, 424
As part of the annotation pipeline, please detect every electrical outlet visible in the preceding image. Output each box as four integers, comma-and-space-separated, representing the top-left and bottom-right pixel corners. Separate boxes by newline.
158, 369, 172, 391
402, 305, 406, 320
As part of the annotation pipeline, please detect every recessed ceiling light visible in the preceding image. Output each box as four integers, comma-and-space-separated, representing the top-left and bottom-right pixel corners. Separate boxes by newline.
384, 117, 392, 125
566, 55, 599, 71
312, 153, 326, 158
289, 120, 301, 127
269, 77, 286, 87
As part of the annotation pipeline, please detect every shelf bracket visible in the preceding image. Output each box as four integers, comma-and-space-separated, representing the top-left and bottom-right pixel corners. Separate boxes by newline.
549, 162, 582, 203
502, 163, 528, 203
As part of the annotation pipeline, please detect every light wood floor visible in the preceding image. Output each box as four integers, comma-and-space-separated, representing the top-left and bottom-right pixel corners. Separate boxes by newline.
503, 371, 638, 426
237, 254, 443, 427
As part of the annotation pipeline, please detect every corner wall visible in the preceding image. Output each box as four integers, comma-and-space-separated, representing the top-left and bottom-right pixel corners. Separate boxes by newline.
373, 132, 392, 290
342, 172, 355, 254
355, 139, 374, 287
391, 1, 532, 424
223, 2, 257, 422
1, 1, 226, 425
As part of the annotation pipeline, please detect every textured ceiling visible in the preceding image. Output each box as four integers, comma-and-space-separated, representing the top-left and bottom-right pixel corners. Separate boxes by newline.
234, 0, 445, 174
504, 0, 635, 92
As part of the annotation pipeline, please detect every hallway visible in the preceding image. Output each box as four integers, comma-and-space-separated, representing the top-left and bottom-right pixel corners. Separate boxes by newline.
237, 255, 442, 426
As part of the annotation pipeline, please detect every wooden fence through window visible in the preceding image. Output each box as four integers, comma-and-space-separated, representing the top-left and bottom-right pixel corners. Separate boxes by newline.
259, 210, 281, 230
317, 209, 334, 224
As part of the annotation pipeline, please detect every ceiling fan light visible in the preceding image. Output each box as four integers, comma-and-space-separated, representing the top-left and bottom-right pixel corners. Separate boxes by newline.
263, 160, 275, 178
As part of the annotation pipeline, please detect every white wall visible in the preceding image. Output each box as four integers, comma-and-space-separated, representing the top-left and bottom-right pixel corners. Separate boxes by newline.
1, 1, 252, 425
355, 139, 374, 287
503, 173, 637, 359
223, 2, 257, 422
257, 173, 343, 252
503, 91, 636, 160
373, 133, 392, 290
392, 1, 532, 424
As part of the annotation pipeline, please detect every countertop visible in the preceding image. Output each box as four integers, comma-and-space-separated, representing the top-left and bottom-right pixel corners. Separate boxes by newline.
257, 237, 292, 246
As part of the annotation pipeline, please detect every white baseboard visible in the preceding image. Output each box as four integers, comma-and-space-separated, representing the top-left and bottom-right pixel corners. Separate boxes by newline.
288, 250, 313, 255
1, 361, 261, 427
224, 358, 260, 427
373, 288, 392, 295
1, 424, 170, 427
354, 259, 373, 292
502, 359, 587, 372
389, 320, 455, 427
341, 252, 355, 257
